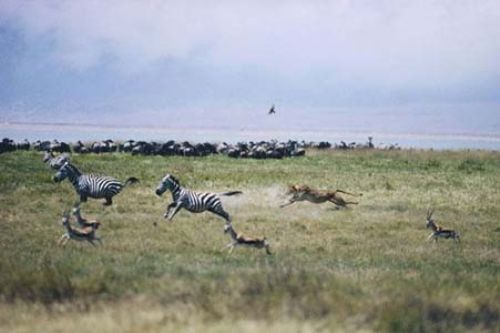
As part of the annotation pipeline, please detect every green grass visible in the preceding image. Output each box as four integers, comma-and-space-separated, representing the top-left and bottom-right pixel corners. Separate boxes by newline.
0, 149, 499, 332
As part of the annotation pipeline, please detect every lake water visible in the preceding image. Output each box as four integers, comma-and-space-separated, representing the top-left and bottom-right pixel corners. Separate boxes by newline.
1, 122, 499, 150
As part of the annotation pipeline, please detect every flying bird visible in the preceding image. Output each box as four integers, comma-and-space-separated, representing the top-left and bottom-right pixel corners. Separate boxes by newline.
268, 105, 276, 115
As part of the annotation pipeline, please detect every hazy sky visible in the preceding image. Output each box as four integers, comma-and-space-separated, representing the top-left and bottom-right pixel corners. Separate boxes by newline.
1, 1, 499, 134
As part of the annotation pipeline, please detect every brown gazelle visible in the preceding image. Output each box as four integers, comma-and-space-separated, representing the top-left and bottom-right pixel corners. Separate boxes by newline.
58, 211, 102, 247
72, 206, 101, 229
425, 209, 460, 243
224, 224, 272, 255
280, 184, 361, 208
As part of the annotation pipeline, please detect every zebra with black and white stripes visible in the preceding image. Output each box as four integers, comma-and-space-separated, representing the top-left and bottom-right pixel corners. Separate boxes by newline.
53, 161, 139, 205
155, 174, 242, 225
43, 151, 70, 170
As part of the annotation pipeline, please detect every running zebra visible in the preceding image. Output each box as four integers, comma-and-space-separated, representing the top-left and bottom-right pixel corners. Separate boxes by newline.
43, 151, 70, 170
155, 173, 242, 225
53, 161, 139, 205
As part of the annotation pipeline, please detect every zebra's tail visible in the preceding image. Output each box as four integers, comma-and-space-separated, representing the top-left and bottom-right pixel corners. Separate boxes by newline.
219, 191, 243, 196
124, 177, 140, 187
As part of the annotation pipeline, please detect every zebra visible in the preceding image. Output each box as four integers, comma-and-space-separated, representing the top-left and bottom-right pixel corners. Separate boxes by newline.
155, 173, 242, 225
43, 151, 70, 170
53, 161, 139, 205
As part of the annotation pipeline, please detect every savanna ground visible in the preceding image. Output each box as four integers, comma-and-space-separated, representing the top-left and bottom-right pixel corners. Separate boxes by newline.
0, 149, 499, 332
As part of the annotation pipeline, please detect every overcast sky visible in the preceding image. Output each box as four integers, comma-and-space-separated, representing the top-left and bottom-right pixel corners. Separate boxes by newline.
1, 1, 499, 134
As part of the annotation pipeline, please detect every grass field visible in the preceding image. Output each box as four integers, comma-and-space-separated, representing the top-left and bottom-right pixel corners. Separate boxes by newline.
0, 149, 499, 332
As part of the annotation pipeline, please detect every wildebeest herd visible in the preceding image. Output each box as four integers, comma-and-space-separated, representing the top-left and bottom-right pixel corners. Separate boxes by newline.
3, 137, 308, 158
1, 136, 400, 158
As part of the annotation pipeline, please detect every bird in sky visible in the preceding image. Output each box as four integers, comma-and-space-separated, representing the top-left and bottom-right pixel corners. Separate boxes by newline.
268, 104, 276, 115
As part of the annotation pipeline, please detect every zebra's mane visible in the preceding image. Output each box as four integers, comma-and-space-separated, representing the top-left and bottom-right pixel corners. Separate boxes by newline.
169, 174, 181, 186
64, 162, 82, 176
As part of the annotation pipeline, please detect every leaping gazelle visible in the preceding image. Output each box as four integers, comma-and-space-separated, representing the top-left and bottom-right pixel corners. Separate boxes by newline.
425, 209, 460, 243
224, 224, 272, 255
58, 211, 102, 247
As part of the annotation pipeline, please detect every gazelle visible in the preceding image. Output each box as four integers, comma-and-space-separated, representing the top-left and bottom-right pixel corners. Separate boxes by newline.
72, 206, 101, 229
425, 209, 460, 243
223, 224, 272, 255
58, 211, 102, 247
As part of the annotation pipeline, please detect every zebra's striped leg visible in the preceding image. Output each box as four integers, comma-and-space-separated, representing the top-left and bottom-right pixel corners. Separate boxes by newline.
167, 202, 183, 221
164, 202, 177, 218
208, 207, 231, 224
103, 197, 112, 206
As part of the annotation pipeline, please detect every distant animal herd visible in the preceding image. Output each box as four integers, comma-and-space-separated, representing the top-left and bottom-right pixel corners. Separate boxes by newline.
1, 136, 400, 158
